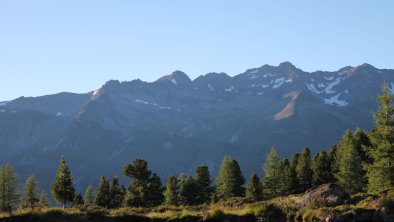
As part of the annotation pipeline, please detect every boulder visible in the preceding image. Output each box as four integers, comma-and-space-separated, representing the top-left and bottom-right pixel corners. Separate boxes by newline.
294, 183, 350, 208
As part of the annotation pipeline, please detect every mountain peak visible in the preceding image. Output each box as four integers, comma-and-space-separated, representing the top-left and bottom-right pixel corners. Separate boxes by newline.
278, 61, 296, 69
156, 70, 191, 84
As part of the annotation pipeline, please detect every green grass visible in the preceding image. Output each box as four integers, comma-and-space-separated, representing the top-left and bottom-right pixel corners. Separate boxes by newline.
1, 192, 393, 222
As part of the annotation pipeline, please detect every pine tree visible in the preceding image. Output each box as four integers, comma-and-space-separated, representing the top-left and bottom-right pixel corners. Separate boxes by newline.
95, 176, 111, 208
312, 151, 332, 186
366, 83, 394, 193
50, 156, 75, 209
123, 159, 163, 207
296, 147, 313, 192
164, 175, 179, 206
38, 191, 50, 208
73, 194, 84, 206
289, 153, 301, 193
84, 185, 95, 205
109, 176, 125, 208
336, 130, 366, 193
327, 145, 338, 183
215, 156, 245, 200
20, 175, 39, 210
178, 174, 198, 205
123, 159, 151, 207
194, 165, 212, 204
146, 173, 164, 206
245, 173, 263, 201
262, 147, 284, 198
0, 164, 19, 213
280, 159, 293, 196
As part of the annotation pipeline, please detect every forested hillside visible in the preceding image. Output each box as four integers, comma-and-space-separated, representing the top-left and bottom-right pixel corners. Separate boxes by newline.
1, 84, 393, 221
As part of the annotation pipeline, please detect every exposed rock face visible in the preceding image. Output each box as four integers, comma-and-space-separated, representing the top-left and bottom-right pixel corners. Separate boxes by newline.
294, 183, 350, 208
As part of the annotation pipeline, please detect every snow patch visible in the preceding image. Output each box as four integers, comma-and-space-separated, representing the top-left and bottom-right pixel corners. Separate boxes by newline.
345, 89, 349, 94
171, 79, 178, 85
257, 92, 264, 95
249, 74, 258, 79
305, 83, 323, 94
56, 112, 63, 117
0, 102, 8, 106
0, 110, 5, 112
324, 77, 345, 94
208, 84, 214, 92
135, 99, 150, 105
225, 86, 235, 92
318, 83, 326, 88
160, 106, 171, 110
286, 79, 293, 83
261, 84, 269, 88
250, 70, 259, 74
92, 90, 99, 96
272, 77, 285, 89
324, 76, 335, 81
323, 93, 348, 106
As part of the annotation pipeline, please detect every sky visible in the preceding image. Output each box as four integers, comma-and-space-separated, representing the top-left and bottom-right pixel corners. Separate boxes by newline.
1, 1, 394, 101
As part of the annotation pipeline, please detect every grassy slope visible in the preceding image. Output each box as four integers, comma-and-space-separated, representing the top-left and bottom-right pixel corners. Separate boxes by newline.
0, 191, 393, 222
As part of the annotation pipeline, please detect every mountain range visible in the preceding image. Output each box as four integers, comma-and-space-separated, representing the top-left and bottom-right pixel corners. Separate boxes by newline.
1, 62, 393, 192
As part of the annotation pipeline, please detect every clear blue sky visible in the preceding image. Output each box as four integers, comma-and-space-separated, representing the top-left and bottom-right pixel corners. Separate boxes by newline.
1, 1, 393, 101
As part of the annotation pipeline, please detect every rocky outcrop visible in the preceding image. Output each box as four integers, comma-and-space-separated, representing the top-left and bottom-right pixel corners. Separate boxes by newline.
294, 183, 350, 208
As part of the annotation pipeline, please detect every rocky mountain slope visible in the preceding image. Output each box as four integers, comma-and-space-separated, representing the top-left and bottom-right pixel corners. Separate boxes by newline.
0, 62, 393, 191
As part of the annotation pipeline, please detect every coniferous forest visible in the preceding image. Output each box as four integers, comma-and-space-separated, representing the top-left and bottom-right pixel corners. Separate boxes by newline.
0, 85, 394, 221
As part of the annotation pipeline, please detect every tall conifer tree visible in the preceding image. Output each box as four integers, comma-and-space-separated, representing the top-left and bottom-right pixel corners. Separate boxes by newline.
216, 156, 245, 200
194, 165, 212, 204
0, 164, 19, 213
336, 130, 366, 193
246, 173, 263, 201
296, 147, 313, 192
50, 156, 75, 209
164, 175, 179, 206
20, 175, 39, 210
366, 83, 394, 193
95, 176, 111, 208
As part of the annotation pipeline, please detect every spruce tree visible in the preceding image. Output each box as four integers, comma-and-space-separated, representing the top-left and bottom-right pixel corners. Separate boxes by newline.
327, 145, 338, 183
336, 130, 366, 193
164, 175, 179, 206
262, 147, 284, 198
109, 176, 125, 208
366, 83, 394, 193
95, 176, 111, 208
50, 156, 75, 209
296, 147, 313, 192
0, 164, 19, 213
38, 191, 50, 208
280, 159, 293, 196
215, 156, 245, 200
84, 185, 95, 205
312, 151, 332, 186
20, 175, 39, 210
245, 173, 263, 201
194, 165, 212, 204
178, 174, 198, 205
146, 173, 164, 206
289, 153, 301, 193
